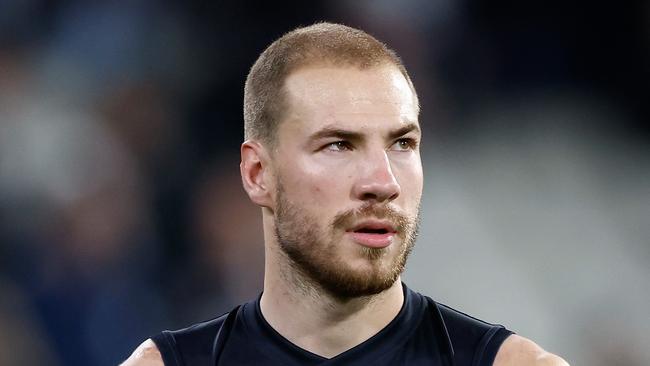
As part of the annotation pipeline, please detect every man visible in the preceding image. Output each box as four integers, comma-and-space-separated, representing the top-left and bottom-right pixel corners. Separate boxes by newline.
123, 22, 569, 365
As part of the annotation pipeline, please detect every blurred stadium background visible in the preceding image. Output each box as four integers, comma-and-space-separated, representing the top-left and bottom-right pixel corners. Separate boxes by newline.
0, 1, 648, 365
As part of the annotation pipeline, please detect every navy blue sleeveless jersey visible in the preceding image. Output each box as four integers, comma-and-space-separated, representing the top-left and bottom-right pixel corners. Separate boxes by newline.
151, 284, 513, 366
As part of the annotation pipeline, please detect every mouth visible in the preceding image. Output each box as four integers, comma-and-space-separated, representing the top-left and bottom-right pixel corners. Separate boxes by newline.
347, 221, 397, 248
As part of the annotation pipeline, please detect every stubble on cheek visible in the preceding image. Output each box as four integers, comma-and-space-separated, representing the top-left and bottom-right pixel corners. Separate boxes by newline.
274, 176, 420, 299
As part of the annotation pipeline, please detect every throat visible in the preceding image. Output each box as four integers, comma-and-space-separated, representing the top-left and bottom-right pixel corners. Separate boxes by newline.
259, 279, 404, 358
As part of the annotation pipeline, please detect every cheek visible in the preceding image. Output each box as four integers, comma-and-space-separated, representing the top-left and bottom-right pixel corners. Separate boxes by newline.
282, 157, 352, 206
309, 172, 352, 207
395, 160, 423, 205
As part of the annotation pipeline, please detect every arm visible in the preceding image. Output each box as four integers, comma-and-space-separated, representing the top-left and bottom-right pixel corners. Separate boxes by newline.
494, 334, 570, 366
120, 339, 164, 366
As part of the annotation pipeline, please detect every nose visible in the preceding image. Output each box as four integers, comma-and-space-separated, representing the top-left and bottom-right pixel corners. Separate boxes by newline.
352, 150, 401, 203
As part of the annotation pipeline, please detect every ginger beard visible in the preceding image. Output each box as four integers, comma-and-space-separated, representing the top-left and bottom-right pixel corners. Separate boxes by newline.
274, 181, 420, 299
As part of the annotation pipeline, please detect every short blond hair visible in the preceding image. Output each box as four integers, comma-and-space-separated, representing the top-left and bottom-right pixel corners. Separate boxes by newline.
243, 22, 419, 145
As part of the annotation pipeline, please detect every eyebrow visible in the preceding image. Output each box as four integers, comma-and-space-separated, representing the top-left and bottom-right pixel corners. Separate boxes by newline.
309, 122, 421, 142
388, 122, 421, 140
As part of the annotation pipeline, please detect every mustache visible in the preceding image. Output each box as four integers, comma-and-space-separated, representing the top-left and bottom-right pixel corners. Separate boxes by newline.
331, 203, 412, 233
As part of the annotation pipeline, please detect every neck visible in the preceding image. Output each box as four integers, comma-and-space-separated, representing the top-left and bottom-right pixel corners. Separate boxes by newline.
260, 242, 404, 359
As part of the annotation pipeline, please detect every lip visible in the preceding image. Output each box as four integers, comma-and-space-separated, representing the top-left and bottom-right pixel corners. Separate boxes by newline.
349, 220, 397, 233
347, 220, 397, 249
347, 232, 395, 248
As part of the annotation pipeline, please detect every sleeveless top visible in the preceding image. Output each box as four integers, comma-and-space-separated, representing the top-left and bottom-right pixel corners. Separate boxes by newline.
151, 284, 512, 366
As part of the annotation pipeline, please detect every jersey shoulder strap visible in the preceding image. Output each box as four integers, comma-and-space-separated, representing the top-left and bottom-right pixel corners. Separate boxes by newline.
150, 311, 230, 366
426, 297, 513, 366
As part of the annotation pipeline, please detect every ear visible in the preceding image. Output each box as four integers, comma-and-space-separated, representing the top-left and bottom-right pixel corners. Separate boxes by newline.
240, 140, 274, 208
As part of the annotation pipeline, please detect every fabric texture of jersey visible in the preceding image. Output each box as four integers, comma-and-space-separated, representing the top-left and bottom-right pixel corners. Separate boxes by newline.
151, 284, 512, 366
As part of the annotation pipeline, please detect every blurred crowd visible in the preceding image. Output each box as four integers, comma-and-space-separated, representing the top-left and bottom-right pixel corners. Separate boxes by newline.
0, 1, 648, 365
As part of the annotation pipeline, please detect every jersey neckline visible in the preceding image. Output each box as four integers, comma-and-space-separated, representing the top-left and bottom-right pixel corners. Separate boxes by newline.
240, 283, 427, 364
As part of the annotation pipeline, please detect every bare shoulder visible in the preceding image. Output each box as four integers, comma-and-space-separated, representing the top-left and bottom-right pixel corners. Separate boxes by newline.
120, 338, 164, 366
494, 334, 570, 366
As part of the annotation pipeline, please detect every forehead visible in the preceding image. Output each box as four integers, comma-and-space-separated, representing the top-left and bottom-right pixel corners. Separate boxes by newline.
281, 64, 419, 134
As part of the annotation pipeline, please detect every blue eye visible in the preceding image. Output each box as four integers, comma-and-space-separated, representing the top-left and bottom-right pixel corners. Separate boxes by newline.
325, 141, 352, 151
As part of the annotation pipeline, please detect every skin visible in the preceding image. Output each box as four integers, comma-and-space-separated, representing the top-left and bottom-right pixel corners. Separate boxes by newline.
122, 64, 569, 365
254, 64, 422, 357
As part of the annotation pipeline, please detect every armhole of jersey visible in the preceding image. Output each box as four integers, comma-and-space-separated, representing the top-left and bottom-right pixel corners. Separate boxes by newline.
151, 331, 184, 366
471, 327, 513, 366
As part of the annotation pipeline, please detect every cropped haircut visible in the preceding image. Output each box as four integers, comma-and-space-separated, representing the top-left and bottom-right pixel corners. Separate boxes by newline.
243, 22, 419, 145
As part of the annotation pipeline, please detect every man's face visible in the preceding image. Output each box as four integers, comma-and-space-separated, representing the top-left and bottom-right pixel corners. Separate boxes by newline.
271, 64, 423, 299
